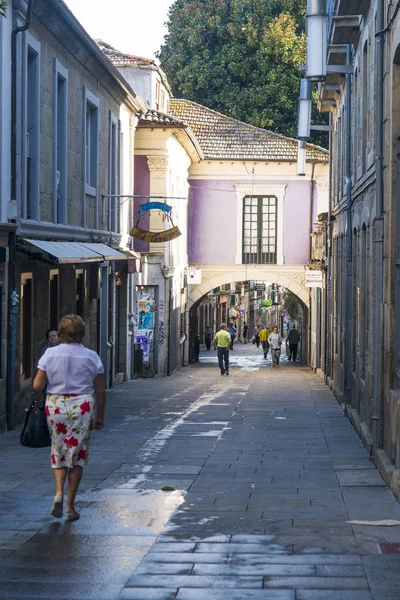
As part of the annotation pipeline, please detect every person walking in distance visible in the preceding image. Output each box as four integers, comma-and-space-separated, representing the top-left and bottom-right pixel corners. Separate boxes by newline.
268, 326, 283, 367
204, 326, 213, 351
259, 324, 271, 359
242, 322, 249, 344
253, 322, 262, 348
286, 325, 300, 362
33, 314, 106, 522
213, 323, 231, 376
227, 323, 237, 350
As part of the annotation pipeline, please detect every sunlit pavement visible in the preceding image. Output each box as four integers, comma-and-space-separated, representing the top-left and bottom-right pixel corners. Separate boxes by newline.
1, 346, 400, 599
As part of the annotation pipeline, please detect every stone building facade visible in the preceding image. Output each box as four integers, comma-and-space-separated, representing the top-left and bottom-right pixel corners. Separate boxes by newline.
1, 0, 144, 430
314, 0, 400, 499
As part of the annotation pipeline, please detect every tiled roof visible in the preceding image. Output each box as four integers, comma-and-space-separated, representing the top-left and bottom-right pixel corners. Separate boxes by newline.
168, 99, 329, 162
96, 40, 156, 68
137, 109, 186, 128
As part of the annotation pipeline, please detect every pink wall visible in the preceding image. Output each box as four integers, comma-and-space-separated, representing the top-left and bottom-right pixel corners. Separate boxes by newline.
282, 180, 313, 264
188, 178, 315, 265
133, 156, 150, 252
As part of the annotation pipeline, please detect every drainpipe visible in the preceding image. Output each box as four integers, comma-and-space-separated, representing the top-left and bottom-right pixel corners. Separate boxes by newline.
325, 112, 333, 381
372, 0, 385, 450
7, 0, 34, 429
344, 44, 353, 409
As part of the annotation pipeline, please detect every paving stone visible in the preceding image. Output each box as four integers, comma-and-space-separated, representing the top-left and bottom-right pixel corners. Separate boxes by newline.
0, 582, 124, 599
192, 563, 314, 576
227, 554, 362, 565
296, 593, 373, 600
126, 575, 263, 588
176, 591, 295, 600
262, 576, 369, 589
119, 591, 178, 600
144, 552, 228, 564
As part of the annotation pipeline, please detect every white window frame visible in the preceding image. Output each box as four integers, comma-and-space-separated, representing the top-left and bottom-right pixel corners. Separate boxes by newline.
23, 33, 40, 221
83, 87, 99, 228
235, 184, 286, 266
53, 59, 68, 224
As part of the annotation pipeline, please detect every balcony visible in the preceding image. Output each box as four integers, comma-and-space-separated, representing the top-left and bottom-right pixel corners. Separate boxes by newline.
331, 15, 362, 47
334, 0, 370, 18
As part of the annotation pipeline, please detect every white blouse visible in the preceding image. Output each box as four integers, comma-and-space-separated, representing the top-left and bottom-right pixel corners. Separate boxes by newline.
38, 343, 104, 395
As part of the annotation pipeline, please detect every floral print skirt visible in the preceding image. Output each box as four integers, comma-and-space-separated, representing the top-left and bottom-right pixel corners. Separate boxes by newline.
45, 394, 95, 469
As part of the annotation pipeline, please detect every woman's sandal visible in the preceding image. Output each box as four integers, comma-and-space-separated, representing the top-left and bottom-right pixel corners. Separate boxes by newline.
51, 493, 64, 518
65, 510, 80, 522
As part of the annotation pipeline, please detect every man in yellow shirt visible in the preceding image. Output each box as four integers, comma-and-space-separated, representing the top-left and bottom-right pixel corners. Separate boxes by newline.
259, 325, 271, 359
213, 323, 231, 376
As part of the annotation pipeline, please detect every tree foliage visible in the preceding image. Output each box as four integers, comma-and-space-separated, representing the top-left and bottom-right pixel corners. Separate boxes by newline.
158, 0, 326, 141
283, 290, 299, 321
0, 1, 7, 18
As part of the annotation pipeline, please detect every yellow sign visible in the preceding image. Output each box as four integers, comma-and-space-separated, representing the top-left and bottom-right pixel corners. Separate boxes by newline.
130, 225, 182, 243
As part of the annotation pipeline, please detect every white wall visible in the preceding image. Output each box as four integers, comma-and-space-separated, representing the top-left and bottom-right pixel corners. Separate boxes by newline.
117, 66, 170, 113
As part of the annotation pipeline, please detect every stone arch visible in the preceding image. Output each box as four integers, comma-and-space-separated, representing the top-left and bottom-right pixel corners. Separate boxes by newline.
188, 265, 310, 308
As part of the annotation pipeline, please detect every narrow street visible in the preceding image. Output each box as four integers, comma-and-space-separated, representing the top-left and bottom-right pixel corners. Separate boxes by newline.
1, 345, 400, 599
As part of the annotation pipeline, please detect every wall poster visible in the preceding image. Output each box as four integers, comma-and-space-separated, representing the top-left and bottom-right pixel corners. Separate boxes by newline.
136, 287, 156, 369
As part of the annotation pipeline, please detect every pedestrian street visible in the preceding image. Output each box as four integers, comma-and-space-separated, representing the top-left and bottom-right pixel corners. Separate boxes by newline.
1, 343, 400, 599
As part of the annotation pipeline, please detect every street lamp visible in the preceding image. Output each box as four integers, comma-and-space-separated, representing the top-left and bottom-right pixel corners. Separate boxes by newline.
306, 0, 327, 81
298, 79, 312, 140
297, 141, 306, 176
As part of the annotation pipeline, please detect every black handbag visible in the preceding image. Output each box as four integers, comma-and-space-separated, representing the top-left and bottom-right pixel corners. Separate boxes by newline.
20, 395, 51, 448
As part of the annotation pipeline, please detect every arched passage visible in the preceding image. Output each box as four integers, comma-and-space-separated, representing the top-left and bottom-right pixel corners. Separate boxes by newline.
187, 265, 310, 363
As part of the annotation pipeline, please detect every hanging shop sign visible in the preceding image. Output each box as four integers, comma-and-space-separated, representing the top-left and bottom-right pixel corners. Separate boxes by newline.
254, 283, 266, 291
262, 299, 273, 307
139, 202, 171, 214
130, 225, 181, 243
131, 201, 181, 243
305, 269, 323, 288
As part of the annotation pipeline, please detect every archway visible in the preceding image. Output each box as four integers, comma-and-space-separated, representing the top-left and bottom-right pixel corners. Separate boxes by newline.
188, 265, 309, 309
187, 265, 310, 364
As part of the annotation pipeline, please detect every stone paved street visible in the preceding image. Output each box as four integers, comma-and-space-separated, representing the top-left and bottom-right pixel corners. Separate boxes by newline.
1, 344, 400, 599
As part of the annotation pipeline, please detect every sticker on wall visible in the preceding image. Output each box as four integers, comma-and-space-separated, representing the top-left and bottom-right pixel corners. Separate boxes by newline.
131, 202, 182, 243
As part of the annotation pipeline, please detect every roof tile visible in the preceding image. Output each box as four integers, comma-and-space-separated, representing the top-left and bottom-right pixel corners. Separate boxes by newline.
168, 99, 328, 162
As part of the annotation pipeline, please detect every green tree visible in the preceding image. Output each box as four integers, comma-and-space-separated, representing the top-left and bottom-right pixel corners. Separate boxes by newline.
0, 1, 7, 17
158, 0, 327, 142
283, 290, 299, 321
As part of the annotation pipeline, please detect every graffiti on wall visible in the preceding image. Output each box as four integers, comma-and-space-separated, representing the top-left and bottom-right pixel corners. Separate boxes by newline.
158, 321, 164, 345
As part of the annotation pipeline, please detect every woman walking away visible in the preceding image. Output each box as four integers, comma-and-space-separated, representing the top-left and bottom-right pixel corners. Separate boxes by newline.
242, 323, 249, 344
268, 326, 283, 367
33, 314, 106, 522
204, 326, 213, 351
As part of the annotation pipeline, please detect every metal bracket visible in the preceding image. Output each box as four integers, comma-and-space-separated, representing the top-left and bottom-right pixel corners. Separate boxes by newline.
310, 125, 334, 132
299, 64, 354, 74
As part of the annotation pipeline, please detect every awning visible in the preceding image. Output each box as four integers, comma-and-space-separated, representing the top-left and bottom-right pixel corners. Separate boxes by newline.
21, 239, 126, 264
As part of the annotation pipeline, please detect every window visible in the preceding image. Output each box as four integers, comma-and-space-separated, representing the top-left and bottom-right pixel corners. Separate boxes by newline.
83, 87, 99, 227
20, 274, 33, 380
53, 60, 68, 224
242, 196, 277, 264
75, 270, 85, 319
49, 270, 59, 328
109, 112, 118, 232
362, 41, 368, 172
25, 36, 40, 220
360, 225, 367, 380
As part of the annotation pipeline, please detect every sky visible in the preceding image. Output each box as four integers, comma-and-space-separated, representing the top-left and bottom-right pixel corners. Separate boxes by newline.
64, 0, 175, 60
